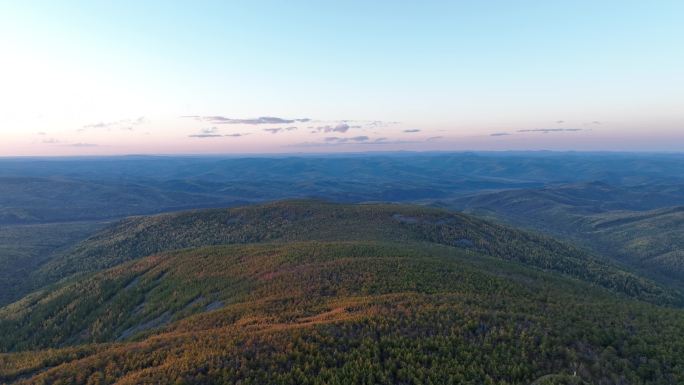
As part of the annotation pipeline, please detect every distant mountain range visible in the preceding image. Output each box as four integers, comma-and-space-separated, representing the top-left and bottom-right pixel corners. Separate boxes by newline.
1, 153, 683, 225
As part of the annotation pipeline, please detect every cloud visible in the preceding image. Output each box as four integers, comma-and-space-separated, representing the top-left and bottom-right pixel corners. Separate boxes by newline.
403, 129, 421, 133
316, 120, 397, 132
189, 127, 221, 137
292, 136, 424, 147
189, 134, 223, 138
426, 136, 443, 141
40, 138, 101, 147
517, 128, 584, 134
313, 123, 351, 133
333, 123, 350, 133
365, 120, 400, 128
183, 117, 397, 134
37, 132, 46, 136
263, 126, 298, 134
324, 136, 370, 143
188, 129, 250, 138
489, 132, 511, 137
80, 117, 147, 132
184, 116, 309, 125
82, 122, 107, 129
200, 127, 219, 134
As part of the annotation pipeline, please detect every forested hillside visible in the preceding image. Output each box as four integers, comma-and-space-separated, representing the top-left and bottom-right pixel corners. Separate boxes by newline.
2, 240, 684, 384
0, 176, 246, 225
0, 221, 105, 306
33, 201, 679, 306
583, 206, 684, 281
453, 183, 684, 284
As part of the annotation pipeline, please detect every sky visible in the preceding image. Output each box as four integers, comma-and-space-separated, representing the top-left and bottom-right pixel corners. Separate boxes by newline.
0, 0, 683, 156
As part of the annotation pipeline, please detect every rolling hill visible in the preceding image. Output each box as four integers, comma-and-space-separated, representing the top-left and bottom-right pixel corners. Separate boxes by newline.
3, 153, 684, 226
0, 176, 248, 225
33, 200, 678, 306
2, 201, 683, 384
0, 221, 105, 306
452, 183, 684, 284
582, 206, 684, 281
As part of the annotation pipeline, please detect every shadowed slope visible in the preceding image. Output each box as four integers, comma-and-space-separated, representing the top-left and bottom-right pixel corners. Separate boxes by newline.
453, 183, 684, 284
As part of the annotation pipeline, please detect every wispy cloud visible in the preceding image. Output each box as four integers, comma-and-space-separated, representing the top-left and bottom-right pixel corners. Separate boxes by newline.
66, 142, 99, 147
517, 128, 584, 133
313, 123, 351, 133
189, 134, 223, 138
489, 132, 511, 137
403, 129, 421, 133
313, 120, 398, 132
291, 136, 422, 147
188, 126, 250, 138
81, 123, 108, 130
40, 138, 100, 147
80, 117, 147, 132
189, 127, 221, 137
365, 120, 400, 128
324, 135, 369, 143
263, 126, 298, 134
184, 116, 309, 125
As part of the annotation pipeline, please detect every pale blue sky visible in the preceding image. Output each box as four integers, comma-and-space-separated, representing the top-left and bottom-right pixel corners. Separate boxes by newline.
1, 1, 683, 155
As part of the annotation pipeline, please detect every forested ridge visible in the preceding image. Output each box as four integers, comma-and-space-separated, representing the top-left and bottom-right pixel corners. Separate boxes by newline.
1, 201, 684, 384
35, 201, 680, 306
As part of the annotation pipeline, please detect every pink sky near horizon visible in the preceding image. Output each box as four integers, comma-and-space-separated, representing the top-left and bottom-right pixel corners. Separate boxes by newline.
1, 115, 682, 156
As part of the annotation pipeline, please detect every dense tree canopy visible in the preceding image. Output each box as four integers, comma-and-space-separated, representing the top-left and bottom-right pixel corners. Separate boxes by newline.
1, 202, 684, 384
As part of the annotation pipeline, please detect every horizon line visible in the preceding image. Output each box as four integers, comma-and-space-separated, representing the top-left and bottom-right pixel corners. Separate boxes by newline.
1, 149, 683, 160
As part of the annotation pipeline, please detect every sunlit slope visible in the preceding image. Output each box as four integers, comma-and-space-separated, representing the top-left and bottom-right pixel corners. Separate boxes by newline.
38, 200, 678, 305
1, 241, 683, 384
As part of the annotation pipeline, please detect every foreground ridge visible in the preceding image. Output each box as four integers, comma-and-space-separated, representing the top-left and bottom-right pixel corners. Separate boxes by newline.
1, 202, 683, 384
